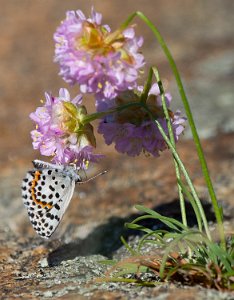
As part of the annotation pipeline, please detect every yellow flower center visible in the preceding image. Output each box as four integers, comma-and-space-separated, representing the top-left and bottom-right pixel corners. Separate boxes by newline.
52, 102, 96, 148
75, 22, 134, 64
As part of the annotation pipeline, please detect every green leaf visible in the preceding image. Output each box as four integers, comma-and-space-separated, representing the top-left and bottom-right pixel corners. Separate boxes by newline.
159, 230, 204, 278
99, 259, 117, 266
125, 222, 154, 234
134, 205, 188, 231
204, 239, 233, 272
137, 230, 168, 252
120, 236, 138, 256
218, 205, 224, 221
177, 179, 203, 232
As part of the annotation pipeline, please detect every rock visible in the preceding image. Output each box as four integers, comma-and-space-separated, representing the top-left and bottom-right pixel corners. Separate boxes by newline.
1, 1, 234, 299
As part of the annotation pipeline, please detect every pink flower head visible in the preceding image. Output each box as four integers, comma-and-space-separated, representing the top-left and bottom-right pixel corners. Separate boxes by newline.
54, 8, 144, 99
30, 88, 102, 169
98, 84, 186, 157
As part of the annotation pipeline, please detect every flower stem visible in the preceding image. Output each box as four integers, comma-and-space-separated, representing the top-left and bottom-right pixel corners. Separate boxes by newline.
83, 92, 210, 238
123, 11, 225, 249
82, 101, 143, 124
142, 104, 211, 241
152, 67, 187, 227
140, 67, 153, 103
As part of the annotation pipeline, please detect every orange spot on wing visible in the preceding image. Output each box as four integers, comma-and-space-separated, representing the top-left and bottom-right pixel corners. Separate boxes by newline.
31, 171, 53, 209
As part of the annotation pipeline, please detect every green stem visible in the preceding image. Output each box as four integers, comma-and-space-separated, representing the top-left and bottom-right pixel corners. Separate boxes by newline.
142, 104, 211, 241
123, 11, 225, 249
178, 179, 203, 232
140, 67, 153, 103
152, 67, 187, 227
83, 92, 210, 238
82, 101, 142, 124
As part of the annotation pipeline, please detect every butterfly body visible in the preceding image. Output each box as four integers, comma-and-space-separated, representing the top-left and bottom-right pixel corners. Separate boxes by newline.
21, 160, 81, 239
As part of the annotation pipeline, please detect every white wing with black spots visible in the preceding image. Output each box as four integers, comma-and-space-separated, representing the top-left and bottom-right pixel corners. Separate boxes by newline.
21, 162, 77, 239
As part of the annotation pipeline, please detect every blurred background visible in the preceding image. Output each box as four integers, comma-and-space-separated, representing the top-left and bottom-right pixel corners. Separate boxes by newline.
0, 0, 234, 172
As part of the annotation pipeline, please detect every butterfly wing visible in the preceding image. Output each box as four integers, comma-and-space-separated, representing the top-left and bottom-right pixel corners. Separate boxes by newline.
21, 167, 75, 239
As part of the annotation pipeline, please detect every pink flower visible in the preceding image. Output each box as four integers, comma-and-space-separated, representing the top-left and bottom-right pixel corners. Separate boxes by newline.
98, 84, 186, 156
30, 88, 102, 169
54, 8, 144, 99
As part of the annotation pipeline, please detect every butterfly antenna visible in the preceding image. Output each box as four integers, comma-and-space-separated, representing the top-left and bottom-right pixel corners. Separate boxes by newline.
78, 170, 107, 184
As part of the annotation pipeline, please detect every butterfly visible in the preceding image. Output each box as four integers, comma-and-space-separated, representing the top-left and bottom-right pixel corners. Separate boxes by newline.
21, 160, 105, 239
